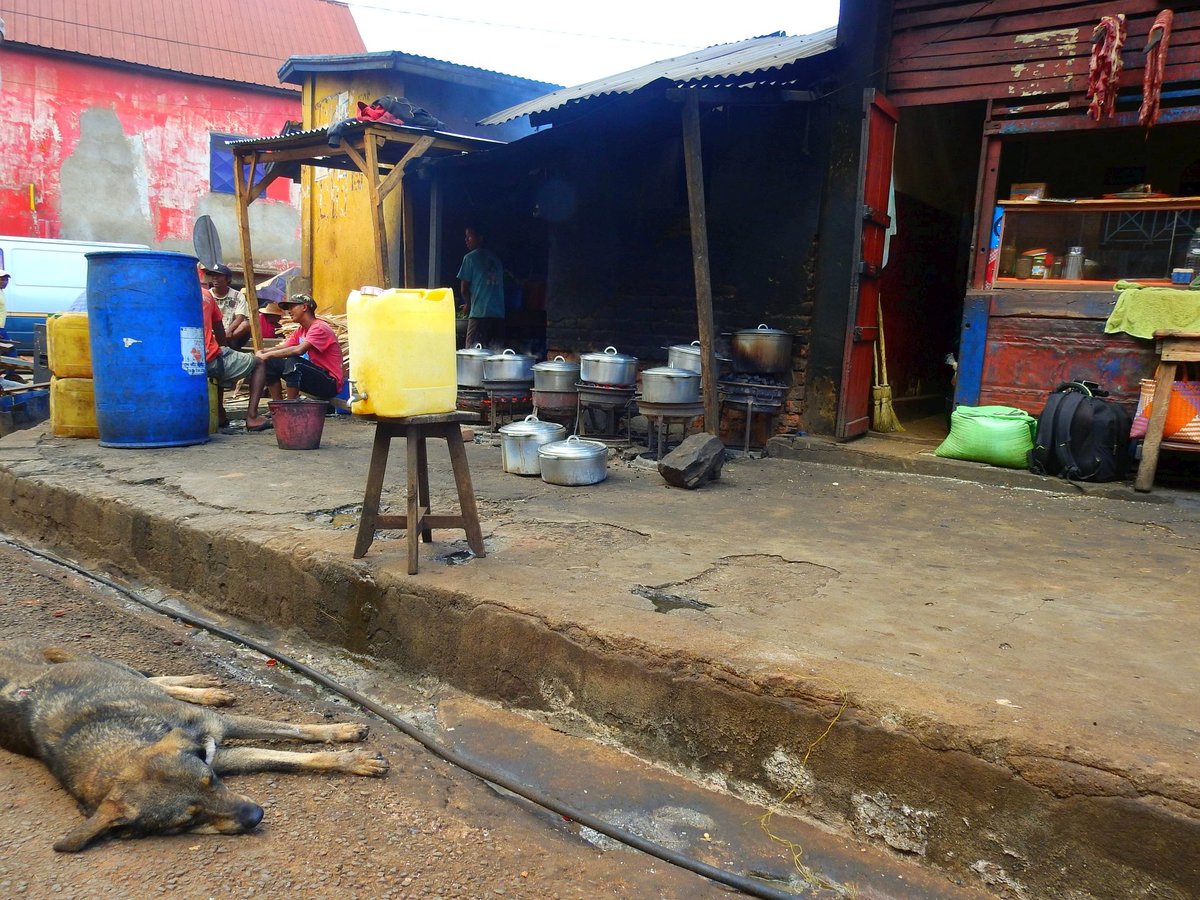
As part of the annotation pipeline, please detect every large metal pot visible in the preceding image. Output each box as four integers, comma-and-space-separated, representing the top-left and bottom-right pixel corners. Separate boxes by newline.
640, 366, 700, 404
483, 348, 535, 383
532, 355, 580, 393
498, 414, 566, 476
579, 346, 638, 386
456, 344, 490, 387
730, 324, 793, 374
538, 435, 608, 486
666, 341, 704, 373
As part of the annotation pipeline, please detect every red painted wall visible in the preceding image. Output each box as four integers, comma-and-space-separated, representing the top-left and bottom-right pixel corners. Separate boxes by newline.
0, 48, 298, 243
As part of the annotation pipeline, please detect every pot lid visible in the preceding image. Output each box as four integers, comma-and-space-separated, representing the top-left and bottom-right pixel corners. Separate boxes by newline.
642, 366, 700, 379
734, 323, 790, 337
666, 341, 702, 355
485, 347, 535, 363
538, 435, 608, 459
580, 345, 638, 364
499, 414, 566, 437
532, 355, 580, 372
456, 344, 491, 358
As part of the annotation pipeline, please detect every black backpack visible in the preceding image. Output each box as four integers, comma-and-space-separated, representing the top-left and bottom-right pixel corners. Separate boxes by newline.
1028, 382, 1133, 482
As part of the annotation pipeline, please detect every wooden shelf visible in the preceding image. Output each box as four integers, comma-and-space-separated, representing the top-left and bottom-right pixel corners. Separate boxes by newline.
999, 197, 1200, 212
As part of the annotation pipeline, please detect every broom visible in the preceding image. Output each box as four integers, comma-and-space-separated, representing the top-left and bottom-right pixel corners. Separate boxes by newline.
872, 296, 904, 433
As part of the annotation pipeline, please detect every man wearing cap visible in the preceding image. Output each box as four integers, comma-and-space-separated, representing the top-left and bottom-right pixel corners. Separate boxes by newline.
204, 264, 250, 350
244, 294, 344, 432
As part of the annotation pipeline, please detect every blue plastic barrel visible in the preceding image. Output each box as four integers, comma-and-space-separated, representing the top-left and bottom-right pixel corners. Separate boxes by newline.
86, 250, 209, 448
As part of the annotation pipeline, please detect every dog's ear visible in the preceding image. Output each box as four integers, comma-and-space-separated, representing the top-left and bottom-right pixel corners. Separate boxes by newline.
52, 798, 132, 852
42, 647, 74, 664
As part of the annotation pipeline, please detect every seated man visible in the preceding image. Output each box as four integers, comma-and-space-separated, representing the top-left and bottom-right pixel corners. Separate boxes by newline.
244, 293, 344, 432
201, 285, 257, 428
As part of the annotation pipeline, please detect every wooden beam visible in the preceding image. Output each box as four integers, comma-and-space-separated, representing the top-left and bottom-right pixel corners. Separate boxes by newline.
247, 166, 283, 205
233, 152, 263, 352
428, 173, 443, 290
378, 134, 436, 200
402, 184, 416, 288
362, 134, 390, 289
681, 91, 719, 436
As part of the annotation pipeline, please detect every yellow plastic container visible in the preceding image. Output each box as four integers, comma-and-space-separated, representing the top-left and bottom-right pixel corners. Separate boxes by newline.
47, 312, 93, 378
346, 287, 457, 417
50, 376, 100, 439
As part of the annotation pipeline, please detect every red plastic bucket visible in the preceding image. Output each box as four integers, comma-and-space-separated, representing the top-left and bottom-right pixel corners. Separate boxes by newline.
268, 399, 326, 450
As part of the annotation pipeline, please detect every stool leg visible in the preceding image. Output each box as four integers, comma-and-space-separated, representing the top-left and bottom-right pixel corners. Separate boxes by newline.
354, 424, 392, 559
416, 434, 433, 543
1135, 361, 1177, 493
445, 427, 486, 558
405, 426, 421, 574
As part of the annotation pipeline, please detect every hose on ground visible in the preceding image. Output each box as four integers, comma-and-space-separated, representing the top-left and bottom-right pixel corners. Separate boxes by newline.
5, 537, 800, 900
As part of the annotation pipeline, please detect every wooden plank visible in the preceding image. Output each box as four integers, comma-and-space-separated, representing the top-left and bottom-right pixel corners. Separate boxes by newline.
892, 0, 1112, 30
985, 290, 1116, 319
970, 137, 1000, 289
402, 184, 415, 289
681, 92, 719, 435
232, 150, 263, 352
378, 134, 436, 200
247, 166, 283, 205
988, 103, 1200, 133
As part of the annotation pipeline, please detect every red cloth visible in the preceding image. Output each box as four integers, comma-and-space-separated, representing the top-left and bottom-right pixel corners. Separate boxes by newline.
285, 319, 344, 390
1087, 14, 1127, 122
259, 311, 277, 340
202, 288, 221, 363
356, 101, 403, 125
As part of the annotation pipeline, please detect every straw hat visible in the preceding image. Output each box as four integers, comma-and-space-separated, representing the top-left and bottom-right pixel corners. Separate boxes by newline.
260, 302, 287, 317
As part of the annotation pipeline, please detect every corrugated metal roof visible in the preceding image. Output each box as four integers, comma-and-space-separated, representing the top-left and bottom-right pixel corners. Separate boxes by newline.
0, 0, 366, 91
279, 51, 560, 92
479, 27, 838, 126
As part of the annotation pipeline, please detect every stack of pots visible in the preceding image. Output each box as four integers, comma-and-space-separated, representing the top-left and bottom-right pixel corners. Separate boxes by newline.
498, 414, 566, 475
531, 355, 581, 413
579, 346, 638, 386
730, 324, 793, 376
456, 344, 490, 387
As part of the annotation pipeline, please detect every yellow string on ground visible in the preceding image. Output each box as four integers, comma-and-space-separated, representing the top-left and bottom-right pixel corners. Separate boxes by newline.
756, 676, 852, 895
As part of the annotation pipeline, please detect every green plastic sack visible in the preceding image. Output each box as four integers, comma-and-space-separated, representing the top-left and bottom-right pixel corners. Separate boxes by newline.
934, 405, 1037, 469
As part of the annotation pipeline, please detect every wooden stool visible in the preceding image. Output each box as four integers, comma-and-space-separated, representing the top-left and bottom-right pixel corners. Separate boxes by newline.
353, 411, 485, 573
1134, 331, 1200, 492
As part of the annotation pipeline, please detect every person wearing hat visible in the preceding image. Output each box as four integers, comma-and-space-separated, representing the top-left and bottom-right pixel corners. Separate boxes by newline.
200, 284, 258, 429
258, 301, 287, 340
204, 264, 250, 350
243, 294, 344, 432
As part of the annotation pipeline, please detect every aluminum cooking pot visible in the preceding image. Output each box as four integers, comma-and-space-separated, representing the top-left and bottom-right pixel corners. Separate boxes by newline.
532, 355, 581, 393
498, 414, 566, 476
579, 346, 637, 386
456, 343, 491, 387
731, 324, 793, 375
640, 366, 700, 404
483, 348, 535, 383
538, 435, 608, 486
666, 341, 704, 373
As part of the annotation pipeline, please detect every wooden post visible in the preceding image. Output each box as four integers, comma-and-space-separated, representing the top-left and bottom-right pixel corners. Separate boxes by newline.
362, 131, 390, 289
402, 185, 416, 289
428, 173, 443, 289
233, 150, 263, 352
681, 92, 719, 435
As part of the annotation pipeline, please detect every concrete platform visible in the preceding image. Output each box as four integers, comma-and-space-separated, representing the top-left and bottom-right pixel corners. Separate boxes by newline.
0, 416, 1196, 898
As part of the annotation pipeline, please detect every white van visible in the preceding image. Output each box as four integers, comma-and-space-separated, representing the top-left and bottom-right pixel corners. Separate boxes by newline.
0, 236, 150, 348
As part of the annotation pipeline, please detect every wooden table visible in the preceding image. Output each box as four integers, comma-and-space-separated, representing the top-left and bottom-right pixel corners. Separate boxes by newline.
1134, 331, 1200, 492
353, 411, 485, 572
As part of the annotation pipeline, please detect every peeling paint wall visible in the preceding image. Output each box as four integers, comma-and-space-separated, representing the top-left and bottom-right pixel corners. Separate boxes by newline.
0, 47, 301, 263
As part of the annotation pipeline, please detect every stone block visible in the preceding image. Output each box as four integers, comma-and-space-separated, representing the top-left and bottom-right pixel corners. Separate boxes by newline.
658, 433, 725, 489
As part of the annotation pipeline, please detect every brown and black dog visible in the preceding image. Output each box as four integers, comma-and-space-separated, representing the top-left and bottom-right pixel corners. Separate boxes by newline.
0, 640, 388, 851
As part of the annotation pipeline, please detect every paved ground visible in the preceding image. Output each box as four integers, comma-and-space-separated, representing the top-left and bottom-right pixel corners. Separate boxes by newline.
0, 415, 1196, 898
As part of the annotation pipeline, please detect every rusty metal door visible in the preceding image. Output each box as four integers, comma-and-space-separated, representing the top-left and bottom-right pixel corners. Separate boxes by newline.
836, 90, 898, 439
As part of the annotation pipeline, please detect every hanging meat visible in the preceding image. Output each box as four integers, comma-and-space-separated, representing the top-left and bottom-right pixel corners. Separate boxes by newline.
1087, 14, 1127, 121
1138, 9, 1174, 129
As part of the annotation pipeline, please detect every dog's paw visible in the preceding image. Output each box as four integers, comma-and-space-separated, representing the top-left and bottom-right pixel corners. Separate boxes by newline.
326, 723, 369, 743
343, 749, 389, 777
193, 688, 238, 707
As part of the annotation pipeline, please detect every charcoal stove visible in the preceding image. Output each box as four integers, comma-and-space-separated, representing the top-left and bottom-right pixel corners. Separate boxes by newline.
634, 397, 705, 460
718, 378, 787, 453
576, 381, 635, 441
481, 379, 534, 431
531, 388, 578, 428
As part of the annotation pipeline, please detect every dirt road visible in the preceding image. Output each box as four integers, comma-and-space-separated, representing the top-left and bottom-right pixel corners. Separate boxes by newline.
0, 541, 729, 899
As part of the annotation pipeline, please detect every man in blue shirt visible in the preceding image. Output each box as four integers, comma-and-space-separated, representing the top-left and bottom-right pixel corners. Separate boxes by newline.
456, 226, 505, 349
